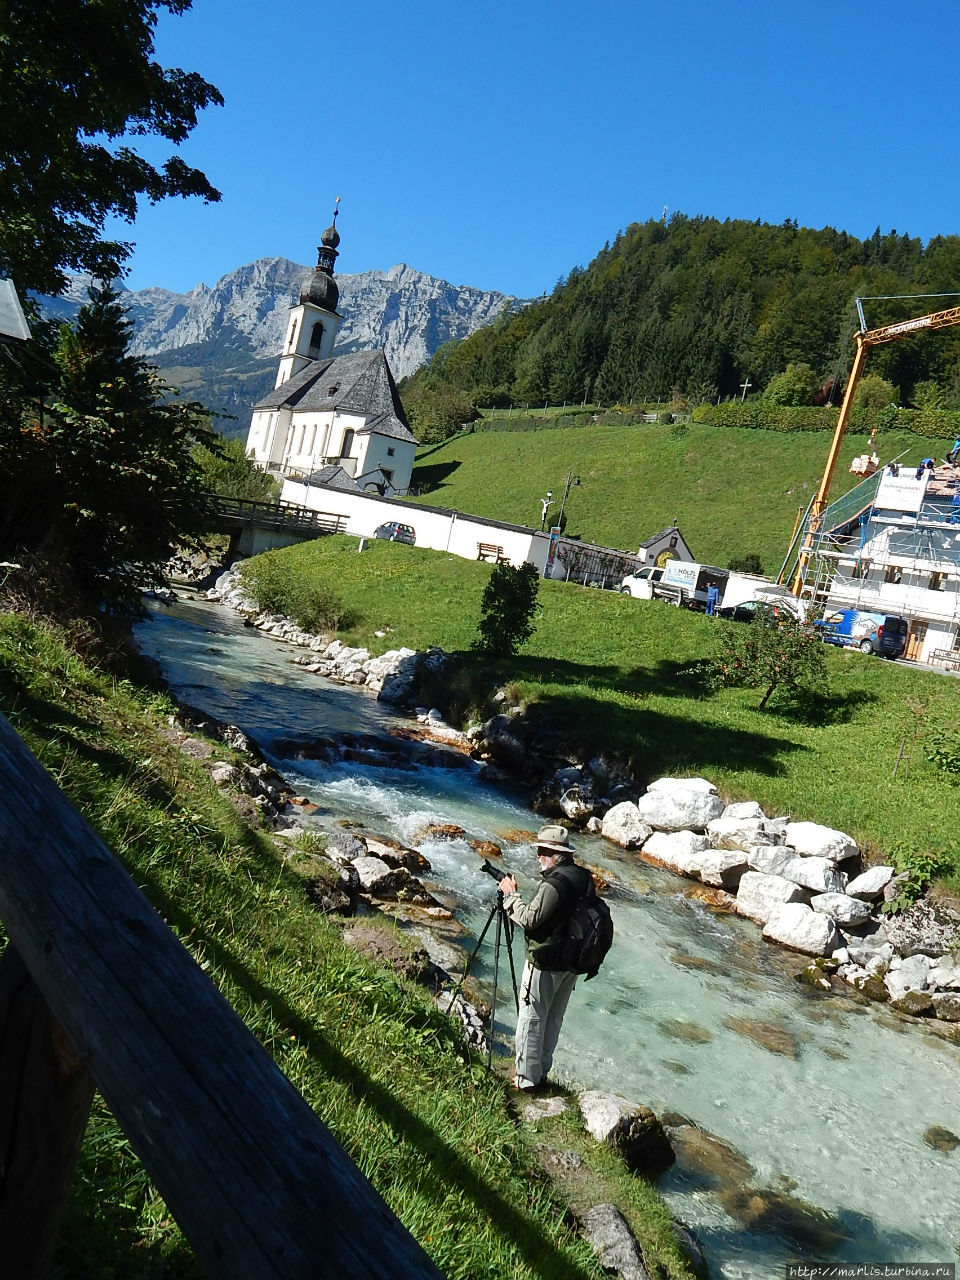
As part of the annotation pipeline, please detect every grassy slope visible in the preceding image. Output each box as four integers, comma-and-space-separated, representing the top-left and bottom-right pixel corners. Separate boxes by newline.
0, 613, 690, 1280
264, 536, 960, 887
408, 422, 932, 572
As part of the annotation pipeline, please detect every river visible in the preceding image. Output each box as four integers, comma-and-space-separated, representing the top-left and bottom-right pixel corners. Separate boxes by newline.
135, 593, 960, 1277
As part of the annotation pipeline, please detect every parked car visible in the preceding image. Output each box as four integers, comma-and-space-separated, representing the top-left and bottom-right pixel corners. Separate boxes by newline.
619, 566, 664, 598
373, 521, 416, 545
815, 610, 908, 658
716, 599, 801, 624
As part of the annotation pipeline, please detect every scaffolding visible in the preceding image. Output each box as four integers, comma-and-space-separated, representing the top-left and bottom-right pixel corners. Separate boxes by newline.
784, 464, 960, 660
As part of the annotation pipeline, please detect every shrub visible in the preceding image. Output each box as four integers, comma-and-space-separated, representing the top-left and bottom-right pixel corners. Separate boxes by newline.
238, 552, 347, 633
763, 362, 818, 406
473, 563, 541, 656
727, 553, 764, 574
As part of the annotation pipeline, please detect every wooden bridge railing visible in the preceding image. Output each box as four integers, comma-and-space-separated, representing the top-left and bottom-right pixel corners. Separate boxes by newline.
207, 496, 349, 536
0, 712, 444, 1280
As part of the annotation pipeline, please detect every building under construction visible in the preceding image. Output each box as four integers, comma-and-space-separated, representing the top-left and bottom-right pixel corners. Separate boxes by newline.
789, 459, 960, 666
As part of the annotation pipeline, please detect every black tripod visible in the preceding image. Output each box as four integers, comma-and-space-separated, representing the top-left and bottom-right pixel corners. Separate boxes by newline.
446, 863, 521, 1069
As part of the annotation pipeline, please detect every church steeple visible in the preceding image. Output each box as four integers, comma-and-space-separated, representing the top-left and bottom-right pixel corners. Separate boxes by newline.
276, 198, 343, 387
300, 196, 341, 311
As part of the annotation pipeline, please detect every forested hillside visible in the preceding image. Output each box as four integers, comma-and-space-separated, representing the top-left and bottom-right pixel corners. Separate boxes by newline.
401, 215, 960, 435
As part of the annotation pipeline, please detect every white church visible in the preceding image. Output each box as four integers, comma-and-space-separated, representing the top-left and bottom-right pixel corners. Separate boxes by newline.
245, 205, 417, 496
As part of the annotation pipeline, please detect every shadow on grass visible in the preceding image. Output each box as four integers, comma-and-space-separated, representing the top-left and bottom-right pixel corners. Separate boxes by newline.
411, 458, 462, 493
126, 853, 596, 1280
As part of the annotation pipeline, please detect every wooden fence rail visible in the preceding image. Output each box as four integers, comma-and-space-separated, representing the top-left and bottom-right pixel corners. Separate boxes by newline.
207, 496, 348, 536
0, 712, 444, 1280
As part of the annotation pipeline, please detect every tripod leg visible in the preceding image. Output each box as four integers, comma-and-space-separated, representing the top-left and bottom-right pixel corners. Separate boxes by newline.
445, 899, 499, 1016
501, 907, 521, 1013
487, 903, 502, 1072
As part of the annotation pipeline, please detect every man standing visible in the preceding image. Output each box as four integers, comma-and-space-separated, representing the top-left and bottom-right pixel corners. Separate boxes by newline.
499, 826, 592, 1093
705, 581, 720, 616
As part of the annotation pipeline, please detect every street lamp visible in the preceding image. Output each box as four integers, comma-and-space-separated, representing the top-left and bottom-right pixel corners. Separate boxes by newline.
557, 472, 581, 528
539, 491, 554, 532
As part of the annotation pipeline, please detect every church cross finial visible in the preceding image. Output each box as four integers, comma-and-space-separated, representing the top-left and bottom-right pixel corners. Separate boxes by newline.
333, 195, 340, 223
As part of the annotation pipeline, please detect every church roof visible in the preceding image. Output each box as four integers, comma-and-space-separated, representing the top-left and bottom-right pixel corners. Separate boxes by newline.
253, 349, 416, 443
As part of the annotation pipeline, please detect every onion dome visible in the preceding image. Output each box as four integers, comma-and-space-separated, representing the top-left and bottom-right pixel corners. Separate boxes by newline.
299, 197, 341, 310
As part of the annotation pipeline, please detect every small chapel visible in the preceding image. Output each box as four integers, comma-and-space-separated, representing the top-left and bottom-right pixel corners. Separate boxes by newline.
245, 203, 417, 496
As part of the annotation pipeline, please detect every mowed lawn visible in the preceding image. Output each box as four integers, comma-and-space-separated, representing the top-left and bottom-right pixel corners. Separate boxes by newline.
258, 537, 960, 889
408, 422, 935, 574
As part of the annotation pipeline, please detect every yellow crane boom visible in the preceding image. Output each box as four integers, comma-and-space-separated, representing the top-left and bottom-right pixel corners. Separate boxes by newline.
789, 300, 960, 595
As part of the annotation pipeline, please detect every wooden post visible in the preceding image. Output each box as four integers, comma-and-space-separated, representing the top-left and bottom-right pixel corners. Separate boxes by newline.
0, 946, 95, 1279
0, 713, 445, 1279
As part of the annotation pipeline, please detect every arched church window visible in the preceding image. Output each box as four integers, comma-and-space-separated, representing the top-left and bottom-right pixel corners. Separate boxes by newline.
307, 321, 324, 359
287, 318, 299, 351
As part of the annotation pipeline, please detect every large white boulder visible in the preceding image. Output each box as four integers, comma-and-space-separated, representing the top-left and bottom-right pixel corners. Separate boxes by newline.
809, 892, 873, 927
647, 776, 717, 794
780, 855, 847, 894
763, 903, 840, 956
736, 871, 808, 924
884, 953, 932, 1002
601, 802, 653, 849
636, 788, 725, 833
845, 866, 895, 900
722, 800, 766, 820
747, 844, 795, 877
698, 850, 748, 889
784, 821, 858, 864
641, 830, 709, 877
705, 816, 767, 851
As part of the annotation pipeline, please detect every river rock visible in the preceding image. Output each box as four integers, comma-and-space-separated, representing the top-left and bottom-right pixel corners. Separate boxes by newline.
846, 938, 893, 972
698, 850, 748, 889
845, 865, 895, 900
884, 953, 932, 1002
559, 783, 599, 822
351, 856, 412, 898
883, 899, 960, 957
577, 1091, 675, 1176
929, 958, 960, 990
647, 776, 718, 794
323, 830, 368, 865
581, 1204, 650, 1280
890, 989, 934, 1016
923, 1125, 960, 1152
762, 903, 840, 956
932, 992, 960, 1021
809, 892, 873, 927
636, 788, 725, 833
746, 845, 795, 877
601, 802, 653, 849
722, 800, 766, 820
736, 871, 808, 924
640, 830, 709, 876
705, 816, 767, 851
784, 822, 858, 863
780, 855, 847, 895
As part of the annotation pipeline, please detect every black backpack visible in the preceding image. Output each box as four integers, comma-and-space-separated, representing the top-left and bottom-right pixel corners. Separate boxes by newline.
543, 868, 614, 980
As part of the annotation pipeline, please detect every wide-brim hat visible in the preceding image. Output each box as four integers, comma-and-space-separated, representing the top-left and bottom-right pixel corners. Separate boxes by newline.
536, 825, 574, 853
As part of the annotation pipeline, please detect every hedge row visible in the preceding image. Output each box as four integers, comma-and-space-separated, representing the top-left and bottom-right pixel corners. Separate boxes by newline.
475, 409, 656, 433
691, 402, 960, 440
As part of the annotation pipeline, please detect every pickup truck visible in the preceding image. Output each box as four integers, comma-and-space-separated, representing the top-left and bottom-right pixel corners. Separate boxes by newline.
619, 566, 664, 599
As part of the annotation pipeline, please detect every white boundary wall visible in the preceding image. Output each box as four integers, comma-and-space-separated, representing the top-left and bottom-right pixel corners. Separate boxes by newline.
282, 479, 552, 572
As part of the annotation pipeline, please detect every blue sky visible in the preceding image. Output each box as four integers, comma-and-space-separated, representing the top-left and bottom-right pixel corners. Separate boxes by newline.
113, 0, 960, 299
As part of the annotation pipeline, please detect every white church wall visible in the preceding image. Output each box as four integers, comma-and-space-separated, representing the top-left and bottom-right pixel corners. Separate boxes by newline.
279, 480, 551, 572
360, 434, 416, 493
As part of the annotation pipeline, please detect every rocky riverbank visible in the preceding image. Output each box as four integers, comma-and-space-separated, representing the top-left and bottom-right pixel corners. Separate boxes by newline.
199, 564, 960, 1035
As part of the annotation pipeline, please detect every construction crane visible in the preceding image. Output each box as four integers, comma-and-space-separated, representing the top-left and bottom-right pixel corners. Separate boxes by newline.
789, 297, 960, 595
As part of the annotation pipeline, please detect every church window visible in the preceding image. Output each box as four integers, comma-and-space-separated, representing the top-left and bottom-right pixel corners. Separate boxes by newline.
306, 423, 317, 454
340, 429, 356, 458
287, 318, 299, 350
386, 447, 395, 457
307, 321, 324, 359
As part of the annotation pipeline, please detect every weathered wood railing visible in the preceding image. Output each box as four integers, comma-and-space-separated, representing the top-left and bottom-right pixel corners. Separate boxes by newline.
207, 495, 349, 536
0, 712, 444, 1279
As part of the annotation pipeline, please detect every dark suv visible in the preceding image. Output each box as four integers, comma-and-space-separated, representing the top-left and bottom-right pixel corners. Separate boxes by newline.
373, 521, 416, 545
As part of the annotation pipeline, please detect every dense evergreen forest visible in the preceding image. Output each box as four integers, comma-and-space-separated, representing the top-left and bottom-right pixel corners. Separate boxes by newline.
400, 215, 960, 439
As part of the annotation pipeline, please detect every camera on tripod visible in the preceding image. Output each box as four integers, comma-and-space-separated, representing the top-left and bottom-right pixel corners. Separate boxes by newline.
479, 859, 504, 883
